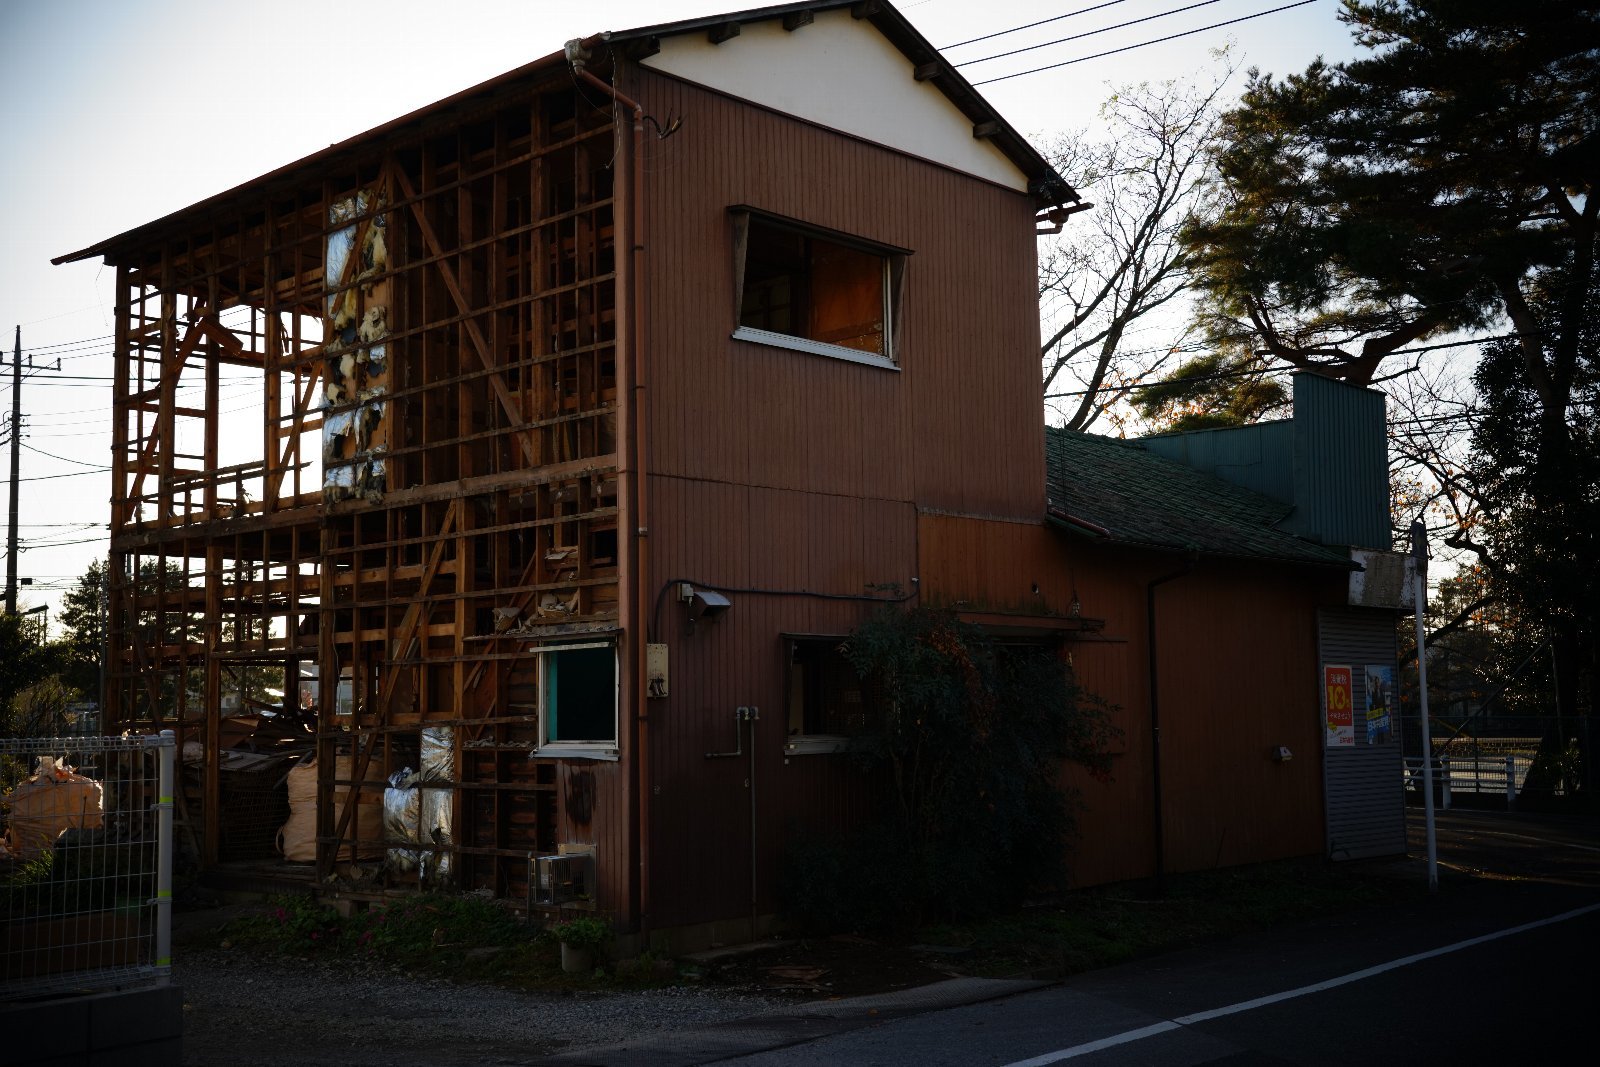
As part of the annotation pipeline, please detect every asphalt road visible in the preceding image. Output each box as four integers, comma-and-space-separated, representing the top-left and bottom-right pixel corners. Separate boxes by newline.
543, 807, 1599, 1066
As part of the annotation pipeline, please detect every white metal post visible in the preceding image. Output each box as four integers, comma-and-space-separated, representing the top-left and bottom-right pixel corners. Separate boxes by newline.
1411, 520, 1438, 893
155, 730, 175, 985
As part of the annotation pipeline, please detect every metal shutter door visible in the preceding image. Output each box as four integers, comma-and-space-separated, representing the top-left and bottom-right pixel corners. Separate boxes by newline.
1319, 607, 1407, 860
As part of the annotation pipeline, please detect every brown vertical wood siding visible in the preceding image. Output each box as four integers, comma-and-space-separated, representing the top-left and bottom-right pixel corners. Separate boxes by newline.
633, 69, 1046, 518
628, 66, 1046, 930
918, 514, 1341, 888
1067, 547, 1338, 886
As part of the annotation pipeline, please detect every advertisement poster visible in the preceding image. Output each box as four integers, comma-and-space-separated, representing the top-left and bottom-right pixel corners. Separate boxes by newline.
1324, 665, 1354, 747
1364, 664, 1394, 744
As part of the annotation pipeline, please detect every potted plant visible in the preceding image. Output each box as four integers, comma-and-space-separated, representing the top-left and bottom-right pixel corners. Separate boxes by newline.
549, 914, 610, 973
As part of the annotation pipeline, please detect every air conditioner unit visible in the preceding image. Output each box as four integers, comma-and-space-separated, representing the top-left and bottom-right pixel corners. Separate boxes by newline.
530, 851, 594, 906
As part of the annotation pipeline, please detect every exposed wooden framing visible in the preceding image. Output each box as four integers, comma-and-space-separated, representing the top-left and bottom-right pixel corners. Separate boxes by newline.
105, 78, 620, 900
391, 164, 537, 465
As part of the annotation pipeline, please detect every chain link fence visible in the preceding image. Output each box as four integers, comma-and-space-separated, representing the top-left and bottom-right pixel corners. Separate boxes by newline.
1, 732, 174, 1001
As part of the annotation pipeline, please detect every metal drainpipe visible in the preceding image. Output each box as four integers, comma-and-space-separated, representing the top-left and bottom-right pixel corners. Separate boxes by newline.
568, 48, 653, 937
746, 707, 758, 933
1147, 555, 1195, 897
706, 707, 759, 934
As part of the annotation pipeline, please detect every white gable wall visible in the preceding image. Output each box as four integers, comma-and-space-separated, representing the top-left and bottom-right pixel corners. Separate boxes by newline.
635, 9, 1030, 192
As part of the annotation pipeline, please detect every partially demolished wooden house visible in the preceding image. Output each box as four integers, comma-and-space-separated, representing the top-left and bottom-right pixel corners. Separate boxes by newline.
55, 1, 1085, 943
55, 0, 1406, 950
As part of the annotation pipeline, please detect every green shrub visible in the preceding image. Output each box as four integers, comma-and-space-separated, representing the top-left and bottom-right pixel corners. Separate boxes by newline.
781, 607, 1118, 932
548, 914, 611, 953
225, 894, 342, 954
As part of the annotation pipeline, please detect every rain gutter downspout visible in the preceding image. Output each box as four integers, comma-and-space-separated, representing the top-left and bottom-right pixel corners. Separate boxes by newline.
1147, 553, 1196, 897
567, 41, 653, 939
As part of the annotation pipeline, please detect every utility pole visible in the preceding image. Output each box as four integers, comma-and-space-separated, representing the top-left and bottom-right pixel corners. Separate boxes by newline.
6, 325, 20, 615
1410, 518, 1438, 894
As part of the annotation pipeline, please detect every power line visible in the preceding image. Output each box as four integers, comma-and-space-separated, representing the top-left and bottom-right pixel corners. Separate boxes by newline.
956, 0, 1227, 67
21, 442, 110, 468
21, 534, 111, 550
942, 0, 1137, 49
973, 0, 1318, 85
19, 469, 110, 483
24, 334, 114, 351
1046, 363, 1289, 399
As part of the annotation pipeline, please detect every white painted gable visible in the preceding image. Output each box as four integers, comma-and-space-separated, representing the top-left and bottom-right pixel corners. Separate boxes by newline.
636, 8, 1029, 192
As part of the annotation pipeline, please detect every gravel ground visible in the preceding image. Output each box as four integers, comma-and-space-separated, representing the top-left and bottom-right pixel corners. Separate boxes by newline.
176, 930, 790, 1066
172, 902, 796, 1067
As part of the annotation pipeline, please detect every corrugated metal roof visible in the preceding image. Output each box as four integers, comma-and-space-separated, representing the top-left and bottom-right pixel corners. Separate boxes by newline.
1044, 427, 1355, 569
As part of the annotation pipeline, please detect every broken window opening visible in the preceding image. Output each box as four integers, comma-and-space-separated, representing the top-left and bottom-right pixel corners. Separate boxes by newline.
732, 210, 906, 370
783, 635, 871, 755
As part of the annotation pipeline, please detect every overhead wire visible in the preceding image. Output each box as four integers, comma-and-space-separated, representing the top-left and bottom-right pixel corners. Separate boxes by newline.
955, 0, 1228, 67
21, 442, 111, 467
942, 0, 1138, 49
973, 0, 1319, 85
19, 468, 111, 482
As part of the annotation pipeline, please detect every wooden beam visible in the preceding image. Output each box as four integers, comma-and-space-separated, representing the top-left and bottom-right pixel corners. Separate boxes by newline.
707, 22, 740, 44
391, 161, 537, 464
782, 12, 814, 31
127, 310, 211, 507
328, 499, 461, 857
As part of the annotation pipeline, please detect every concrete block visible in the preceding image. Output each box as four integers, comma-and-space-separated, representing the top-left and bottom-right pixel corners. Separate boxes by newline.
90, 1035, 183, 1067
1, 995, 91, 1062
88, 983, 183, 1047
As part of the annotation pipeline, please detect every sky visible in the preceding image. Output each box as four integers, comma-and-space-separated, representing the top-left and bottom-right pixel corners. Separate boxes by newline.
0, 0, 1362, 628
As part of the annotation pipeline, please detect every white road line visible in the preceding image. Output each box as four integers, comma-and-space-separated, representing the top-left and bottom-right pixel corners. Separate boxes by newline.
1000, 901, 1600, 1066
1457, 829, 1600, 854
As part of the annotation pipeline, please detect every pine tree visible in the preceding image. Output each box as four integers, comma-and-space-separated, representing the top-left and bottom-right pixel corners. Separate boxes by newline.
1180, 0, 1599, 788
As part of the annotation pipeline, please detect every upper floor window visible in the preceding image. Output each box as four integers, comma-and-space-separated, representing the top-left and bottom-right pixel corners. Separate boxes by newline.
731, 209, 906, 371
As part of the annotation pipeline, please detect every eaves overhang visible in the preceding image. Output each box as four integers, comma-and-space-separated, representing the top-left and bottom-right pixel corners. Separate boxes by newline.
53, 47, 574, 268
602, 0, 1078, 207
1044, 508, 1360, 572
55, 0, 1079, 269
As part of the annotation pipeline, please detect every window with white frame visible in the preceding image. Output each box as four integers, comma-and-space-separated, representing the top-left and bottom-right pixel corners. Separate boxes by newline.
537, 642, 618, 755
732, 209, 906, 370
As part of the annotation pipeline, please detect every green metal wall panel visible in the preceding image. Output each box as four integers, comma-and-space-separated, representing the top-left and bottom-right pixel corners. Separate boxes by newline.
1143, 420, 1295, 504
1142, 374, 1391, 551
1287, 374, 1390, 551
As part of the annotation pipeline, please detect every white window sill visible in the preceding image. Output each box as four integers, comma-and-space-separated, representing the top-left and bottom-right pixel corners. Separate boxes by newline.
733, 326, 898, 371
784, 736, 852, 755
535, 745, 619, 762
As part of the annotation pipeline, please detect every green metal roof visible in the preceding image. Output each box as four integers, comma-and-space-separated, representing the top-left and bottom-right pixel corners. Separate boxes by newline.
1044, 427, 1355, 569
